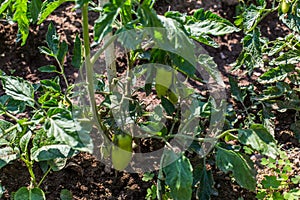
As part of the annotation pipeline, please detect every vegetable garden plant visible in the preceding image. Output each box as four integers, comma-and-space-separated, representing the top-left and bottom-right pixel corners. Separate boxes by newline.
0, 0, 299, 199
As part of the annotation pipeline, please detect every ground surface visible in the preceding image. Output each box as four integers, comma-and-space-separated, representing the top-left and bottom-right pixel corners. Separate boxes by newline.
0, 0, 299, 200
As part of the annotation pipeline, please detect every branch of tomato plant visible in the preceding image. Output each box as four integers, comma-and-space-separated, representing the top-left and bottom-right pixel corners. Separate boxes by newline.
246, 5, 279, 33
101, 0, 117, 90
3, 110, 19, 121
81, 3, 111, 142
2, 121, 33, 135
157, 151, 165, 200
164, 128, 239, 142
241, 101, 254, 126
37, 167, 52, 188
54, 57, 69, 88
21, 153, 37, 188
90, 35, 116, 65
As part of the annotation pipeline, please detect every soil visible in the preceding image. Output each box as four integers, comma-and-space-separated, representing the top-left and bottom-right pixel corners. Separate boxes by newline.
0, 1, 299, 200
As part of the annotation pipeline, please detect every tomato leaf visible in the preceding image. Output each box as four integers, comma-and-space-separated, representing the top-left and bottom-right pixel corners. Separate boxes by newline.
186, 8, 240, 36
38, 0, 70, 24
94, 4, 120, 42
0, 146, 20, 169
38, 65, 58, 73
161, 96, 175, 116
238, 124, 279, 158
45, 108, 93, 152
46, 22, 59, 55
13, 0, 29, 45
280, 2, 300, 34
193, 163, 214, 200
0, 95, 26, 114
233, 28, 264, 73
258, 65, 295, 84
29, 0, 42, 23
229, 76, 246, 103
19, 131, 32, 153
57, 40, 68, 65
238, 4, 264, 31
31, 144, 75, 161
271, 50, 300, 65
163, 150, 193, 200
0, 75, 35, 105
14, 187, 45, 200
0, 0, 12, 15
72, 34, 82, 69
216, 144, 256, 191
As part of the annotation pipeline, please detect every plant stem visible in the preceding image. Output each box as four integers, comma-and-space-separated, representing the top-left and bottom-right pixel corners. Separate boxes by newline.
55, 59, 69, 88
21, 156, 37, 187
217, 128, 239, 139
3, 121, 33, 135
4, 111, 19, 121
164, 128, 238, 142
90, 35, 116, 65
157, 153, 165, 200
82, 3, 97, 124
82, 3, 111, 140
101, 0, 117, 90
37, 167, 52, 188
247, 6, 279, 33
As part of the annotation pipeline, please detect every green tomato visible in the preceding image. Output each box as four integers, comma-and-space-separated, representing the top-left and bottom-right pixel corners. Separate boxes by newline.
155, 67, 173, 98
167, 90, 178, 104
111, 134, 132, 170
281, 0, 290, 14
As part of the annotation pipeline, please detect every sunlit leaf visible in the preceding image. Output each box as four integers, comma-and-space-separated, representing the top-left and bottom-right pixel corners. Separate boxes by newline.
14, 187, 45, 200
13, 0, 29, 45
216, 144, 256, 191
0, 75, 35, 105
0, 146, 20, 169
38, 0, 70, 24
238, 124, 279, 158
0, 0, 12, 15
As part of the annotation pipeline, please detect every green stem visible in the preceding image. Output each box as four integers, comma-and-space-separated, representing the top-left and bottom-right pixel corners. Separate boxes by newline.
156, 152, 165, 200
2, 121, 33, 135
247, 6, 279, 33
82, 3, 111, 140
82, 3, 97, 124
37, 167, 52, 188
21, 156, 37, 187
4, 111, 19, 121
56, 59, 69, 89
3, 124, 18, 135
217, 128, 239, 139
164, 128, 238, 142
90, 35, 116, 65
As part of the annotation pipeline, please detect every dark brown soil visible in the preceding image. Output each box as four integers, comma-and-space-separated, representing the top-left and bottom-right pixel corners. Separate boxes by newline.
0, 1, 298, 200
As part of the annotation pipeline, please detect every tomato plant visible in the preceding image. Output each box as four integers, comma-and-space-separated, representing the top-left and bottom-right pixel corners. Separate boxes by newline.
0, 0, 299, 199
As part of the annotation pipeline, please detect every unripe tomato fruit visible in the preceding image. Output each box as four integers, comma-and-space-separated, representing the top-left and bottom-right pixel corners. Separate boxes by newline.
111, 133, 132, 170
155, 67, 173, 98
168, 90, 178, 104
281, 0, 290, 14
